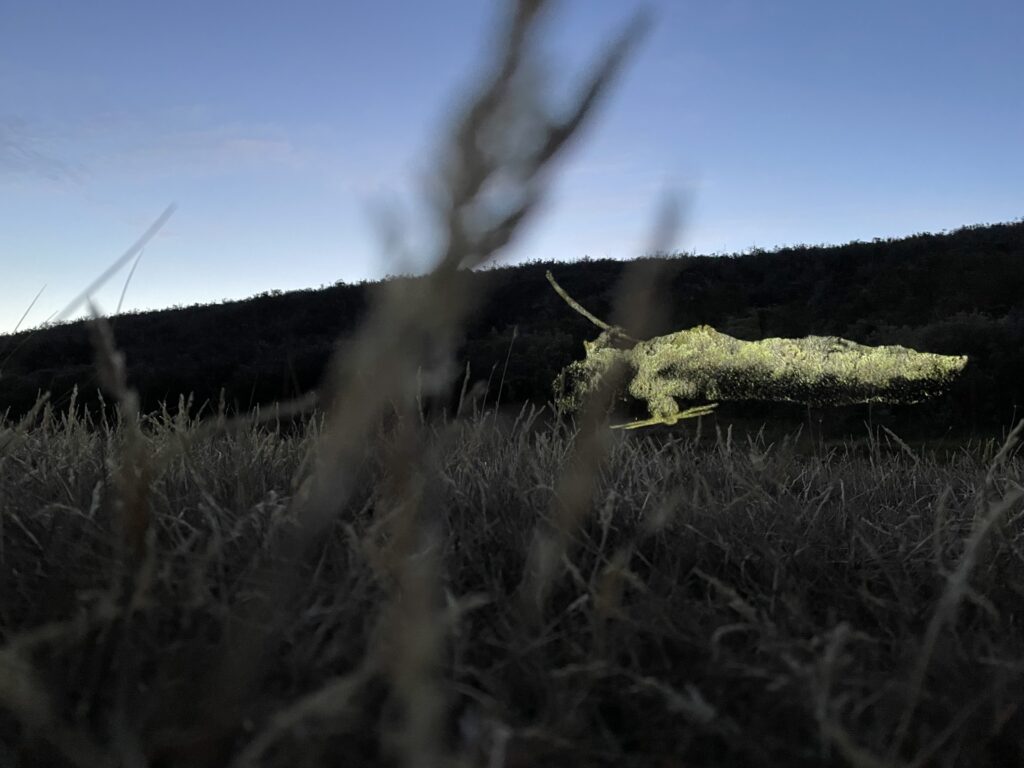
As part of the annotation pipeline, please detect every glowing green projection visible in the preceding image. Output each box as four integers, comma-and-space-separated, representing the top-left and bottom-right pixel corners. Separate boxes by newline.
547, 271, 969, 429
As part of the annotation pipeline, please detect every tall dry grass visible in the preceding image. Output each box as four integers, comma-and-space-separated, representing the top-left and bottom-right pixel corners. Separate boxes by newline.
2, 1, 1024, 766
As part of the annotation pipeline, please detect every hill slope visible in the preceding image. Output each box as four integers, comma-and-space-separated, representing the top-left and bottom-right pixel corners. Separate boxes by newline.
2, 219, 1022, 437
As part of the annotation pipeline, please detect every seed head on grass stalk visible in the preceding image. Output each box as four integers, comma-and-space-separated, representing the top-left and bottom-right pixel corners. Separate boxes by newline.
202, 2, 654, 765
290, 1, 651, 539
85, 302, 153, 576
519, 192, 690, 622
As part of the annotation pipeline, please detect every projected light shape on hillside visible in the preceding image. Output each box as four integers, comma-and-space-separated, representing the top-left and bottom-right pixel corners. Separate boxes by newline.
546, 272, 969, 430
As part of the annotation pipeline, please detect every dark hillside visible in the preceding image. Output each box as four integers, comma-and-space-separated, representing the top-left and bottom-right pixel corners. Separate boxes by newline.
1, 219, 1022, 438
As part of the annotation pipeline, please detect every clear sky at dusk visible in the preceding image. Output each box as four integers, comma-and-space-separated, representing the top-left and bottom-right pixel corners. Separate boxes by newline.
1, 0, 1021, 335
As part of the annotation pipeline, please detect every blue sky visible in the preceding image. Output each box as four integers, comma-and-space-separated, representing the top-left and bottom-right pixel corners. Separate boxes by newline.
1, 0, 1021, 335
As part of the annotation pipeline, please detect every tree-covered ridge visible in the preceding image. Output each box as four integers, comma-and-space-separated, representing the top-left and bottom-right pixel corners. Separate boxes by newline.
1, 219, 1022, 437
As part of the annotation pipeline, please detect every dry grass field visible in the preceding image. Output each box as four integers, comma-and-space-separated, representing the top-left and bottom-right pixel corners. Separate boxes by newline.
2, 400, 1023, 767
2, 2, 1023, 766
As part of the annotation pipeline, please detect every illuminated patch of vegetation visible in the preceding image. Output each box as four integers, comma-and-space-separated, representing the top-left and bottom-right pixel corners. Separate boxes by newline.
549, 271, 968, 429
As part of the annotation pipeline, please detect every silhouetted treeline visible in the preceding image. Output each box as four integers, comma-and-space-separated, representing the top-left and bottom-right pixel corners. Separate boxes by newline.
2, 220, 1022, 441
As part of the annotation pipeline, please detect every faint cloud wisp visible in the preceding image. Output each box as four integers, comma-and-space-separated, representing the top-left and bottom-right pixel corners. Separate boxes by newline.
0, 115, 84, 183
101, 126, 300, 176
